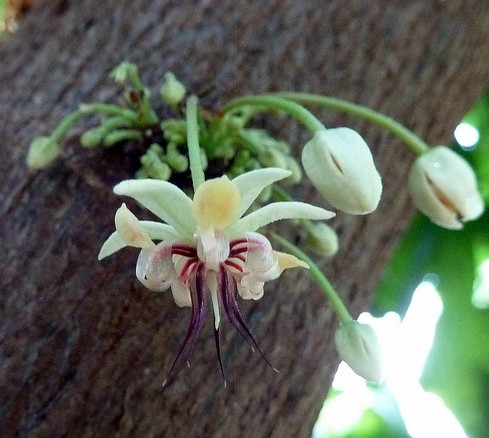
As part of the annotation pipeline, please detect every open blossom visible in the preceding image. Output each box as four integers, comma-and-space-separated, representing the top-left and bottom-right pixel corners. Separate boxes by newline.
99, 167, 334, 383
408, 146, 484, 229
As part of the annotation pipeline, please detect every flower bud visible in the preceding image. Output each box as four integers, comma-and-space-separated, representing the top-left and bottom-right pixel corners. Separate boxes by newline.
302, 128, 382, 214
160, 72, 186, 106
109, 62, 137, 84
166, 144, 189, 173
335, 320, 383, 383
26, 136, 60, 169
408, 146, 484, 229
259, 148, 287, 169
284, 156, 302, 185
305, 222, 339, 257
80, 128, 104, 149
161, 119, 187, 144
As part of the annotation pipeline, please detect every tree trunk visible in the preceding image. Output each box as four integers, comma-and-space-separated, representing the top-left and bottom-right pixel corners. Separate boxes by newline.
1, 1, 489, 436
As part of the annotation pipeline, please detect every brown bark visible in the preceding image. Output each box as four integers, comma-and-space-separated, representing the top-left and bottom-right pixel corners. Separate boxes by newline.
1, 1, 489, 437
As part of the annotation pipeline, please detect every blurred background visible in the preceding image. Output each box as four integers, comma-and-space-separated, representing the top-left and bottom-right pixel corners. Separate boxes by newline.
313, 92, 489, 438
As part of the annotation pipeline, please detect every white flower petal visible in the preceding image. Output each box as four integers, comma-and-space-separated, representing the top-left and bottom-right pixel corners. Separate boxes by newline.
232, 167, 292, 217
114, 179, 195, 238
136, 244, 177, 291
171, 281, 192, 307
230, 201, 335, 235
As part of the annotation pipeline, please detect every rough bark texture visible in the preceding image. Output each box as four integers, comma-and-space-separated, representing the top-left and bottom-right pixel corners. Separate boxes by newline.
1, 1, 489, 437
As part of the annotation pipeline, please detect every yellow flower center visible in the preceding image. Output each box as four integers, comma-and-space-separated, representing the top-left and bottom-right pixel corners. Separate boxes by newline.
192, 176, 241, 230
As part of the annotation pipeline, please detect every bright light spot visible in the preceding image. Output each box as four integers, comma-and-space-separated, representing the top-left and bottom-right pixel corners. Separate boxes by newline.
390, 278, 443, 384
397, 383, 468, 438
454, 122, 480, 150
312, 388, 374, 438
472, 259, 489, 309
314, 276, 468, 438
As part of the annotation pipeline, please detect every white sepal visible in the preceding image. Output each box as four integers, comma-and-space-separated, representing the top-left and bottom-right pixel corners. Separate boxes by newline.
98, 220, 184, 260
232, 167, 292, 217
231, 201, 335, 235
114, 179, 195, 238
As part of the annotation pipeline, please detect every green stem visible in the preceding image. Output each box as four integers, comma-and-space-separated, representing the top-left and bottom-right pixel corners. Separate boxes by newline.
223, 95, 325, 133
186, 95, 205, 190
273, 92, 429, 155
235, 130, 265, 154
100, 116, 134, 131
270, 232, 352, 323
103, 129, 142, 147
79, 103, 138, 122
50, 110, 85, 142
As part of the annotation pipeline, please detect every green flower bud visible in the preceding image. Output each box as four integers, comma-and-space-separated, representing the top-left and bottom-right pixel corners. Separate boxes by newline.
213, 143, 235, 160
161, 119, 187, 144
160, 72, 186, 106
139, 144, 172, 180
81, 128, 104, 149
150, 161, 172, 180
166, 143, 188, 173
26, 136, 60, 169
256, 184, 272, 203
259, 148, 287, 169
103, 129, 141, 147
305, 222, 338, 257
284, 156, 302, 185
109, 62, 138, 84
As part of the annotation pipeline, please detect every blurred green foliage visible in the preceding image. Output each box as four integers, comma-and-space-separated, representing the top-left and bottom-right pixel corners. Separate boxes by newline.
372, 90, 489, 437
321, 90, 489, 437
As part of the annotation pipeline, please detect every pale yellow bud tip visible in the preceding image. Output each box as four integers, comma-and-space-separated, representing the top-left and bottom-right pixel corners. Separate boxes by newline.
115, 203, 155, 249
192, 176, 241, 230
276, 251, 309, 271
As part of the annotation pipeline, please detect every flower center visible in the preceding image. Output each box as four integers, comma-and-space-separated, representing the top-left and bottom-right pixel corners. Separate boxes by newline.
192, 176, 241, 230
196, 228, 230, 272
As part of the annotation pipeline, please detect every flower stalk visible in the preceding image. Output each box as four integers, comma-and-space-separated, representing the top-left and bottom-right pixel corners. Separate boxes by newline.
272, 92, 430, 155
186, 95, 205, 190
224, 95, 325, 133
270, 232, 351, 324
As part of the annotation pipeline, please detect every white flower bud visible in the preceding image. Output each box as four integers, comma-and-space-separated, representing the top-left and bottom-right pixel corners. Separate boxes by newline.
408, 146, 484, 229
335, 320, 383, 383
302, 128, 382, 214
26, 136, 60, 169
160, 72, 186, 106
